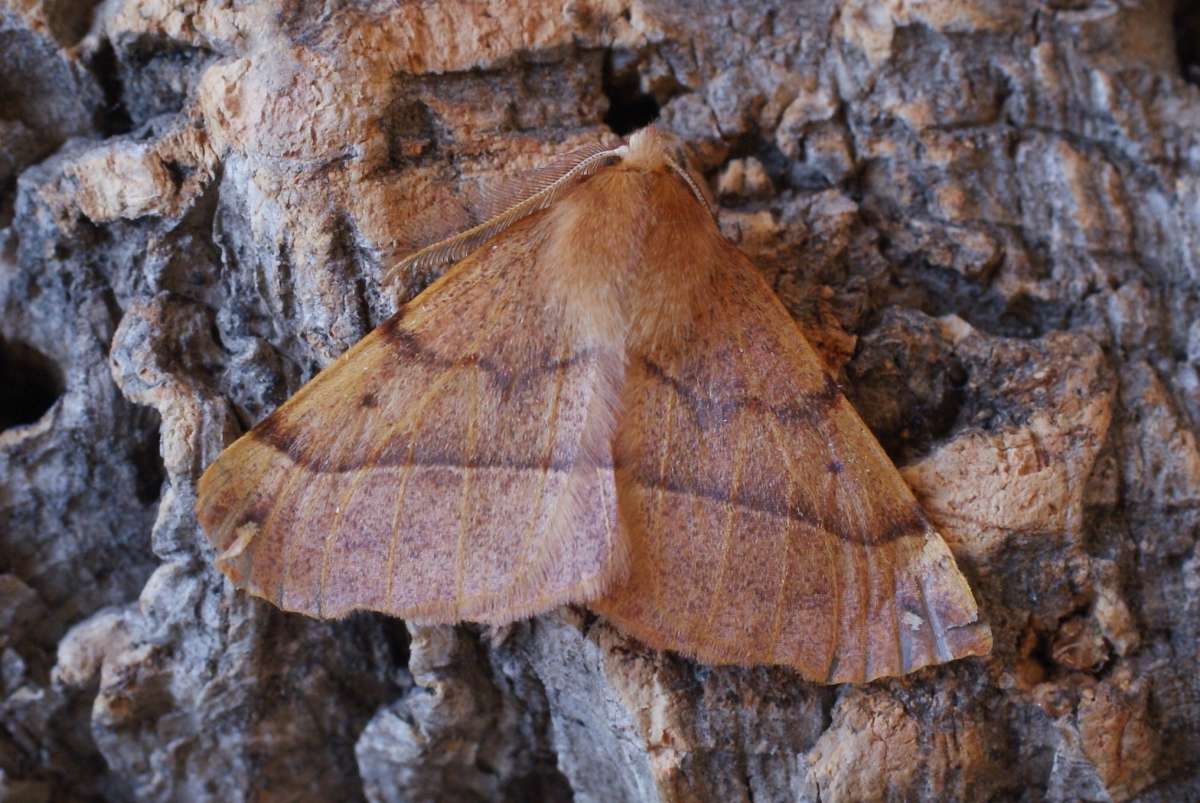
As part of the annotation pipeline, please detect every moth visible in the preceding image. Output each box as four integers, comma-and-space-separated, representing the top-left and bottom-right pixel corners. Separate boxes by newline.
196, 127, 991, 683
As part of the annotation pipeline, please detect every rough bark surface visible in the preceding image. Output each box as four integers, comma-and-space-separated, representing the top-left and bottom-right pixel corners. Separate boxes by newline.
1, 1, 1198, 801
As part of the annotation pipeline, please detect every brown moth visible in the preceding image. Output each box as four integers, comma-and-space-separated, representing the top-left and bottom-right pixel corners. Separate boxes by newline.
196, 127, 992, 683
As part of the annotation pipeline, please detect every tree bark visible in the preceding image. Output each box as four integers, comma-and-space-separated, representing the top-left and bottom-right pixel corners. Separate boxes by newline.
1, 1, 1198, 800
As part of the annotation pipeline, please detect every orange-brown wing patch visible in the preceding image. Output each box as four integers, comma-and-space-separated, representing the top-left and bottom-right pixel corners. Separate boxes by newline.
591, 245, 991, 683
196, 216, 625, 623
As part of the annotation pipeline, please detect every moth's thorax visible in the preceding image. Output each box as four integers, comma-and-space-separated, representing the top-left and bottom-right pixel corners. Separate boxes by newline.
542, 161, 724, 352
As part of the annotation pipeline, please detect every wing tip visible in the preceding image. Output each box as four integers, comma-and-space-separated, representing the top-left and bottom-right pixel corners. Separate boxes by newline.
589, 529, 994, 685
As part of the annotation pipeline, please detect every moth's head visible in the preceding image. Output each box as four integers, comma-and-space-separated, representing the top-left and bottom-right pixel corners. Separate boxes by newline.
388, 126, 715, 281
620, 127, 714, 215
623, 127, 690, 170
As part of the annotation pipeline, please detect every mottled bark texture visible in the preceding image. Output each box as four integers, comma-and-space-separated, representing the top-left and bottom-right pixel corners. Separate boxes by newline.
0, 1, 1197, 801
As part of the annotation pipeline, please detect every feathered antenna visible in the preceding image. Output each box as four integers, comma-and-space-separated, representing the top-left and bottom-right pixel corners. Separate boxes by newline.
385, 142, 628, 285
665, 157, 714, 218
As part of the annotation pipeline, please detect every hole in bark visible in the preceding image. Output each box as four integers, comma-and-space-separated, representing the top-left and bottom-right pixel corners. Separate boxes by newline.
0, 338, 64, 431
602, 52, 661, 135
131, 410, 165, 505
1177, 3, 1200, 84
379, 95, 438, 170
503, 767, 574, 803
163, 158, 187, 190
87, 37, 133, 136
